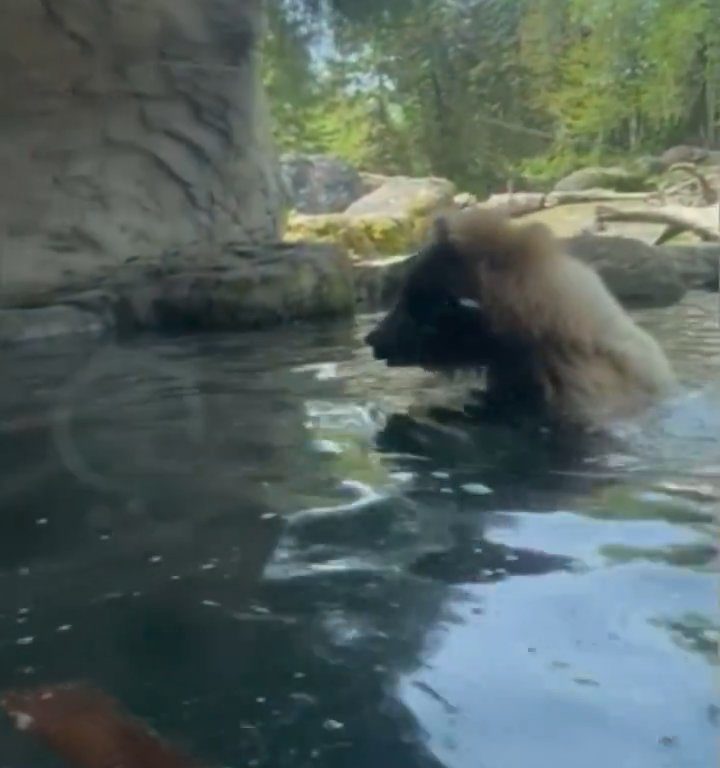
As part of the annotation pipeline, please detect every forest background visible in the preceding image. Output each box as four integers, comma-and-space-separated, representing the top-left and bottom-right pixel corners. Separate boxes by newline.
263, 0, 720, 195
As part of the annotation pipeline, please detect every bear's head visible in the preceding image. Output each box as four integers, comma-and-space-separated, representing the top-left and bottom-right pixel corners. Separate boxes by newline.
364, 208, 547, 372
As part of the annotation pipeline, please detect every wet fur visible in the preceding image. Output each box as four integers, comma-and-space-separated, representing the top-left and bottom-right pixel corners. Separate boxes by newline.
365, 207, 675, 427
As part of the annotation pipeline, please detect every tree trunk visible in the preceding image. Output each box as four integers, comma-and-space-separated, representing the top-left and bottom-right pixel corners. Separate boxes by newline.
0, 0, 283, 303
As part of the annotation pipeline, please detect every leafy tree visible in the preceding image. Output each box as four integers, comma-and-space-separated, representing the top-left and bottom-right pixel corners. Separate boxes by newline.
264, 0, 720, 192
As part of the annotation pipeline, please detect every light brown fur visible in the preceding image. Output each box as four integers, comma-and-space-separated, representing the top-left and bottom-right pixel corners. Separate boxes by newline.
442, 207, 676, 425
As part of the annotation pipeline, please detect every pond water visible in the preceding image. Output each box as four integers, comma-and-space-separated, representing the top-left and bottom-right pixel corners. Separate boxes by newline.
1, 291, 718, 768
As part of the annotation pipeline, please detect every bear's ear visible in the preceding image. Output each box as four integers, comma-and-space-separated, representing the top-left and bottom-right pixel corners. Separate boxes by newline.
431, 215, 451, 245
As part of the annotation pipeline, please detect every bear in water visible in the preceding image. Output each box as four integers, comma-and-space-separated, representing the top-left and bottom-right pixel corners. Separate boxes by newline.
365, 207, 675, 428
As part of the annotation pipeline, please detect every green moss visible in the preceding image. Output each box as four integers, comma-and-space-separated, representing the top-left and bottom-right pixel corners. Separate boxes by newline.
284, 211, 431, 257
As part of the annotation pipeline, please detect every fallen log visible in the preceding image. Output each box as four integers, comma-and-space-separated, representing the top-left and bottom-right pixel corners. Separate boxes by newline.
594, 204, 719, 242
547, 189, 653, 205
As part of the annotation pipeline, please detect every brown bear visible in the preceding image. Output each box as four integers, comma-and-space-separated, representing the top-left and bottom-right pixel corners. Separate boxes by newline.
364, 207, 675, 428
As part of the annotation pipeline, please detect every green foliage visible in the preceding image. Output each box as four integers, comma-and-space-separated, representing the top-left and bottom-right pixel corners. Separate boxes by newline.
264, 0, 720, 192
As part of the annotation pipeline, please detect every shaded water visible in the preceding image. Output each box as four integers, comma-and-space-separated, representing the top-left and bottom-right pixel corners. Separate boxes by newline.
0, 291, 718, 768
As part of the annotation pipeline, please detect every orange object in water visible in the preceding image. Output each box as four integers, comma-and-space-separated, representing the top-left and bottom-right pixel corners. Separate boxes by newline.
2, 682, 204, 768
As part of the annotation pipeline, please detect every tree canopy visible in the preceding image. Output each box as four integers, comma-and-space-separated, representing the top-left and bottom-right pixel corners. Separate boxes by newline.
262, 0, 720, 193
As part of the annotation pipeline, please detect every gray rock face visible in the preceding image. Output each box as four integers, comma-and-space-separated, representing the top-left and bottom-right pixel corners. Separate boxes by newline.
0, 0, 283, 303
280, 153, 365, 214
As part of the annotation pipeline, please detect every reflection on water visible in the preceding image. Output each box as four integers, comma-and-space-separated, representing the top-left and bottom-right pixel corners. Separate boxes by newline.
0, 291, 718, 768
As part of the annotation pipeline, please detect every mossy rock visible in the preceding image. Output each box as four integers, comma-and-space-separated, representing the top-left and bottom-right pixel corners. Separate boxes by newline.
284, 211, 433, 257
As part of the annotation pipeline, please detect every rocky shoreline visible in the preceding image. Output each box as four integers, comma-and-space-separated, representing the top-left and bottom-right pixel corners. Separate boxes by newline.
2, 236, 717, 347
2, 149, 718, 347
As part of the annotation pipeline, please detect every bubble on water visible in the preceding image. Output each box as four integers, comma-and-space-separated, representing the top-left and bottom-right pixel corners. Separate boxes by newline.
461, 483, 493, 496
323, 719, 345, 731
16, 636, 34, 646
149, 555, 163, 564
56, 625, 72, 633
35, 518, 48, 526
432, 471, 450, 479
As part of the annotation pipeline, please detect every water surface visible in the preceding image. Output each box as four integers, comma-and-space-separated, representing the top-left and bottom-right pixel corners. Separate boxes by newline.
0, 291, 718, 768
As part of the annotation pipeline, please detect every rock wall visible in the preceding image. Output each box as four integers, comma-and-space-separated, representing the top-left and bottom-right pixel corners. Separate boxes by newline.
0, 0, 283, 305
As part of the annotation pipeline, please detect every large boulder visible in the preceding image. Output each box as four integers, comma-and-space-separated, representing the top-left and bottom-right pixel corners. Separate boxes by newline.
344, 175, 456, 217
563, 234, 687, 308
554, 166, 650, 193
0, 0, 283, 304
280, 153, 365, 214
